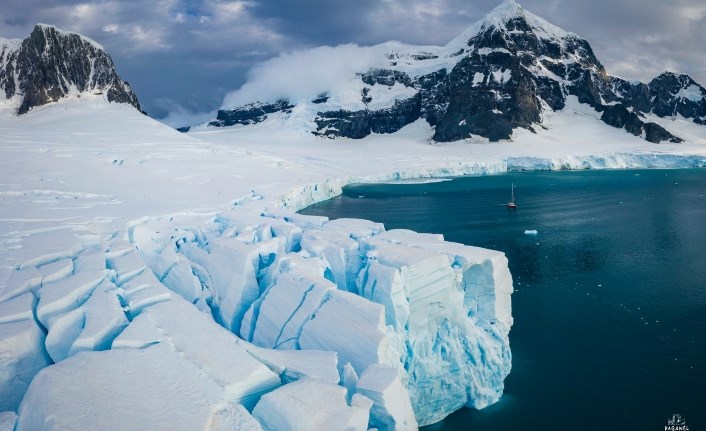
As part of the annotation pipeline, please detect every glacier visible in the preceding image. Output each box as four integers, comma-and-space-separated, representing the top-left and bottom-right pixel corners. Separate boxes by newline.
126, 212, 513, 425
0, 95, 705, 431
0, 209, 513, 429
2, 2, 706, 430
0, 97, 705, 430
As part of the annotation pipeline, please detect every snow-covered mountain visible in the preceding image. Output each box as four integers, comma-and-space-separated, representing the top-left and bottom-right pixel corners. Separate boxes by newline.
200, 0, 706, 144
0, 24, 141, 114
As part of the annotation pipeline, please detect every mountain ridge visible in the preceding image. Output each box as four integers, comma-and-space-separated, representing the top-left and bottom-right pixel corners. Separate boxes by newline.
0, 24, 141, 114
200, 0, 705, 144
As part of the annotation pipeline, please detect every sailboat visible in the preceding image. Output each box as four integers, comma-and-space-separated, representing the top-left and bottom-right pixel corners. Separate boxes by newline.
507, 183, 517, 209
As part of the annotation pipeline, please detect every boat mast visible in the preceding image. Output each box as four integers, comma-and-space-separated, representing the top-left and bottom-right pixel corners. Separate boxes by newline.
511, 183, 515, 204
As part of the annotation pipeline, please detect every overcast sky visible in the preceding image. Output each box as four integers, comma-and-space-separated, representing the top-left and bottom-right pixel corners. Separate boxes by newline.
3, 0, 705, 125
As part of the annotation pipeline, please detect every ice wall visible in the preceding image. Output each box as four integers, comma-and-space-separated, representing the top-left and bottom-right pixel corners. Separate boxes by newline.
0, 208, 513, 429
124, 211, 513, 426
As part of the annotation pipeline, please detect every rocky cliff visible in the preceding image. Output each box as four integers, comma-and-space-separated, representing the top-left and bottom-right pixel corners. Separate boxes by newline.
0, 24, 141, 114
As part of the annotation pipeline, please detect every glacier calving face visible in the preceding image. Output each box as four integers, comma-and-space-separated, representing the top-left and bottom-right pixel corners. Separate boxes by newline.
0, 206, 512, 429
125, 211, 513, 426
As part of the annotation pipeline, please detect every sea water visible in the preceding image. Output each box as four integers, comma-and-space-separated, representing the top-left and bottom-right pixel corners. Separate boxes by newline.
300, 169, 706, 430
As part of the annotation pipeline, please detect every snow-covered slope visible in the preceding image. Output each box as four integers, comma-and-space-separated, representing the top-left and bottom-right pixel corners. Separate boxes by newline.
2, 4, 706, 431
0, 98, 517, 429
2, 88, 706, 430
0, 24, 140, 114
198, 0, 706, 144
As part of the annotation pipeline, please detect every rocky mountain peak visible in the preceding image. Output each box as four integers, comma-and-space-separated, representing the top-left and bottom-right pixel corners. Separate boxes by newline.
0, 24, 141, 114
31, 24, 105, 51
202, 1, 704, 144
448, 0, 570, 50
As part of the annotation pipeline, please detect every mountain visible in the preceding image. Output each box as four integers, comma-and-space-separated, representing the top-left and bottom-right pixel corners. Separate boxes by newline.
202, 0, 706, 144
0, 24, 141, 114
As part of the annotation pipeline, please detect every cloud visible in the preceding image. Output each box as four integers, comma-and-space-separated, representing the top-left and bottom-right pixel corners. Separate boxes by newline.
152, 98, 217, 128
221, 43, 399, 107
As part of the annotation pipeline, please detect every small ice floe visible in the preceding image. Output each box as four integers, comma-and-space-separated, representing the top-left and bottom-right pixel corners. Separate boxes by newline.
524, 230, 538, 235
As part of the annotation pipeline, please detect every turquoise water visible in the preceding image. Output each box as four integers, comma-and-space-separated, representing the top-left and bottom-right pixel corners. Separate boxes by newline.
299, 169, 706, 430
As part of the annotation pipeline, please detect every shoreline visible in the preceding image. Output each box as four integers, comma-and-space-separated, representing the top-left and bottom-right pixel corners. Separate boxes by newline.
277, 153, 706, 212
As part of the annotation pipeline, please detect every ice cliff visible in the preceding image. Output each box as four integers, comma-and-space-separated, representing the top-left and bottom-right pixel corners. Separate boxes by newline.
0, 209, 512, 429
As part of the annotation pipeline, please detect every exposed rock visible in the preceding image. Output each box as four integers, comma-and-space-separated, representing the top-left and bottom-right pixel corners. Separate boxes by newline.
1, 24, 141, 114
370, 93, 422, 134
314, 109, 370, 139
209, 100, 294, 128
600, 104, 644, 136
417, 69, 449, 127
609, 78, 652, 113
600, 104, 682, 143
648, 72, 706, 119
311, 94, 329, 104
644, 122, 683, 144
313, 93, 421, 139
361, 69, 414, 88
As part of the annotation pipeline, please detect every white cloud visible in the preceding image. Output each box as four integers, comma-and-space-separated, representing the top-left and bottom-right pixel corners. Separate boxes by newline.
154, 99, 217, 127
221, 43, 398, 107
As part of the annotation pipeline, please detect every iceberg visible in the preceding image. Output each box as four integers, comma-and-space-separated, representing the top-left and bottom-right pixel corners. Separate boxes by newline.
358, 230, 512, 423
249, 270, 337, 350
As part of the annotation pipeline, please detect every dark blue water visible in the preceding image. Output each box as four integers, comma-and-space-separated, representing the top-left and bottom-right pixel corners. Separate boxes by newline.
300, 169, 706, 431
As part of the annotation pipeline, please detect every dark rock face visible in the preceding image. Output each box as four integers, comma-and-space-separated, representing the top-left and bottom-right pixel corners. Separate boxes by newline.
314, 109, 370, 139
206, 5, 705, 144
361, 69, 414, 88
311, 94, 329, 104
370, 93, 422, 134
600, 104, 644, 136
644, 122, 683, 144
433, 47, 542, 142
208, 100, 294, 127
417, 69, 449, 127
608, 78, 652, 113
313, 93, 422, 138
600, 104, 682, 143
1, 25, 141, 114
647, 72, 706, 119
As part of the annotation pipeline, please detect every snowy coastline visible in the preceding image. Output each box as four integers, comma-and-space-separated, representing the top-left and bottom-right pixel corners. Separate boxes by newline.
276, 153, 706, 212
2, 0, 706, 427
0, 98, 705, 430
